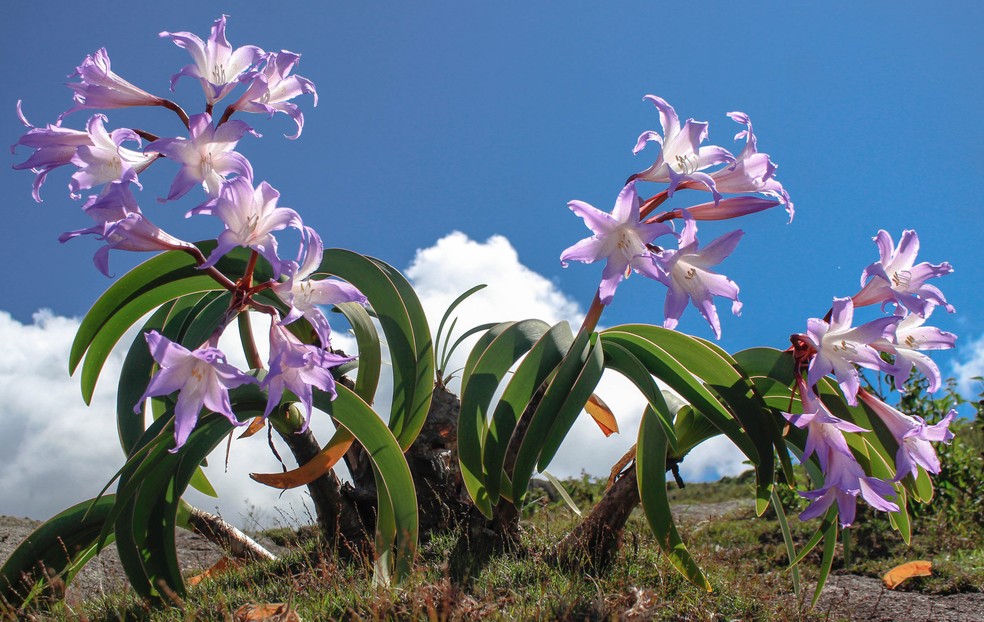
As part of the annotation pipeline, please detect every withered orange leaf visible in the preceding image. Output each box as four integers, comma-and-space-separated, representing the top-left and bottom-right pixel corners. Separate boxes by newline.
250, 428, 355, 489
187, 556, 240, 587
233, 602, 301, 621
882, 560, 932, 589
585, 393, 619, 436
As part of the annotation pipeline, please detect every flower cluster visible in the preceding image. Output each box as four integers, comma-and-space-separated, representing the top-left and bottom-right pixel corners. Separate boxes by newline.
789, 229, 956, 526
12, 15, 362, 450
561, 96, 791, 339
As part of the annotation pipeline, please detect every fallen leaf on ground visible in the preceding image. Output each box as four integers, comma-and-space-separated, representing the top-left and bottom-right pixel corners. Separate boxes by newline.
882, 560, 932, 589
187, 556, 240, 586
234, 603, 302, 621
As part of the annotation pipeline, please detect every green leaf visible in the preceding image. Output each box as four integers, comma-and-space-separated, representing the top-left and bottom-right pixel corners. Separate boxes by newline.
316, 250, 434, 450
637, 406, 711, 591
599, 338, 677, 452
0, 495, 116, 610
613, 326, 776, 514
600, 329, 758, 462
458, 320, 552, 517
811, 512, 839, 608
483, 322, 574, 504
434, 284, 487, 374
335, 301, 381, 404
313, 385, 419, 584
771, 489, 801, 599
536, 334, 605, 471
510, 329, 591, 506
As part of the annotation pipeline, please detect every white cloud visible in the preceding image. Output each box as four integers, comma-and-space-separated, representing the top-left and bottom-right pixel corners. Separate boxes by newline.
951, 333, 984, 399
0, 232, 747, 525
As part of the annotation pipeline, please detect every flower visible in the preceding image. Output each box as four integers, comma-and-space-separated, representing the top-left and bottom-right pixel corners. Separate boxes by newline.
559, 181, 674, 305
784, 382, 868, 471
231, 51, 317, 139
136, 331, 257, 451
12, 101, 91, 202
798, 447, 899, 527
872, 306, 957, 392
59, 182, 195, 276
630, 95, 734, 202
261, 322, 354, 430
62, 48, 164, 118
653, 214, 742, 339
193, 177, 302, 277
160, 15, 264, 106
69, 114, 157, 197
801, 297, 900, 405
706, 111, 793, 221
149, 112, 255, 201
858, 391, 955, 481
853, 229, 954, 317
272, 227, 367, 346
784, 385, 898, 526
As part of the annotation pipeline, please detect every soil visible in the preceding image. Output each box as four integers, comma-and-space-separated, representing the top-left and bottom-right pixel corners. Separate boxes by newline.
3, 507, 983, 621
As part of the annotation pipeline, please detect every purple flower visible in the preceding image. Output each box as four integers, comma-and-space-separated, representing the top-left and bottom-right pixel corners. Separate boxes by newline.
261, 322, 354, 430
149, 112, 255, 201
801, 297, 900, 405
137, 331, 257, 451
273, 227, 367, 346
853, 230, 954, 317
784, 384, 898, 527
630, 95, 734, 202
193, 177, 302, 277
784, 382, 867, 471
653, 214, 742, 339
559, 181, 674, 305
231, 51, 317, 139
62, 48, 164, 119
872, 306, 957, 392
12, 102, 91, 202
707, 112, 793, 221
160, 15, 264, 105
858, 391, 955, 481
798, 447, 899, 527
69, 114, 157, 197
59, 182, 194, 276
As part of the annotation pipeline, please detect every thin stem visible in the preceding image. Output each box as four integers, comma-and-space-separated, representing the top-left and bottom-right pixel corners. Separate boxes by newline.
639, 189, 671, 220
133, 129, 160, 142
578, 291, 606, 335
159, 99, 191, 128
217, 105, 236, 127
181, 247, 238, 292
238, 311, 264, 370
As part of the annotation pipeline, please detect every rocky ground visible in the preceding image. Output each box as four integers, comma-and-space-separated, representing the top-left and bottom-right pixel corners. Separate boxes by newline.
3, 508, 983, 621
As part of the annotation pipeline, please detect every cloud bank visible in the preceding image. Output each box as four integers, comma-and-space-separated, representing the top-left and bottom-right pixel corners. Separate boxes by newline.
0, 232, 747, 524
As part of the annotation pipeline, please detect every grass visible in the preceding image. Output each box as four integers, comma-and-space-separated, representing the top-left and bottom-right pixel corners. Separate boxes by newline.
11, 469, 983, 621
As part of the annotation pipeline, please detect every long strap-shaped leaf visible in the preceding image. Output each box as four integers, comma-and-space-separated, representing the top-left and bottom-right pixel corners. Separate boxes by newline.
600, 329, 757, 463
637, 406, 712, 591
315, 250, 434, 450
71, 244, 264, 404
598, 339, 677, 452
458, 319, 552, 517
483, 321, 574, 505
510, 330, 597, 506
608, 325, 776, 515
0, 495, 116, 610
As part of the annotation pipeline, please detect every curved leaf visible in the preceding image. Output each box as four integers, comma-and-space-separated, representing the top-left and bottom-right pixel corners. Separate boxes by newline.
457, 319, 552, 516
315, 250, 434, 450
0, 495, 116, 610
510, 329, 592, 506
637, 406, 712, 591
483, 321, 574, 504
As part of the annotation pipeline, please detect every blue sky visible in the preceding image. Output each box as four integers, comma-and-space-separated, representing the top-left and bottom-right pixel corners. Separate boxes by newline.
1, 2, 982, 520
